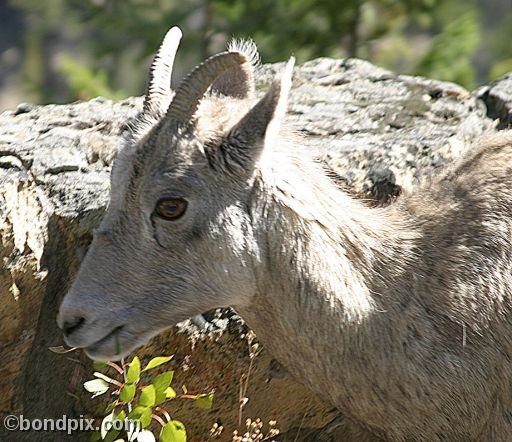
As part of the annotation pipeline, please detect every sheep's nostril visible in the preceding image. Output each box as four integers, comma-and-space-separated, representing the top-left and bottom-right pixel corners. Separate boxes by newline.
62, 317, 86, 337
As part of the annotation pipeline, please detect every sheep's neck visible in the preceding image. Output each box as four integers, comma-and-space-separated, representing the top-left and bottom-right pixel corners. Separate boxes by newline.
238, 188, 418, 434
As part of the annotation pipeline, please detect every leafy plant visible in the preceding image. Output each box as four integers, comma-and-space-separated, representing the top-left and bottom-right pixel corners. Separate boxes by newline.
415, 10, 480, 88
57, 54, 127, 101
84, 355, 214, 442
18, 0, 501, 108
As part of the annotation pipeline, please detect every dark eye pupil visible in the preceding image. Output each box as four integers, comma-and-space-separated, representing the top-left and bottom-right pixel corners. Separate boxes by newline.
155, 198, 187, 220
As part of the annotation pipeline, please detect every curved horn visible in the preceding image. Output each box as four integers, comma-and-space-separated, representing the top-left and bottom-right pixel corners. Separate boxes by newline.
143, 26, 182, 115
166, 51, 248, 126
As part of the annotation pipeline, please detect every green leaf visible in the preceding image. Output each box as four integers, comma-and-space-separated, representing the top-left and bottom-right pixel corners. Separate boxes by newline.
90, 430, 102, 442
160, 420, 186, 442
139, 407, 153, 429
100, 413, 114, 440
139, 385, 156, 407
128, 405, 145, 419
103, 410, 126, 442
155, 391, 166, 406
129, 406, 153, 429
152, 371, 174, 393
126, 357, 141, 384
164, 387, 176, 399
103, 428, 121, 442
105, 401, 118, 414
115, 410, 126, 421
136, 429, 156, 442
195, 392, 214, 409
93, 361, 108, 371
84, 379, 110, 398
119, 383, 136, 403
142, 356, 173, 372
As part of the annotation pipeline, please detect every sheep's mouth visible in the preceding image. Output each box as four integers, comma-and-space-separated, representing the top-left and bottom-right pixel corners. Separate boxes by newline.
84, 325, 126, 360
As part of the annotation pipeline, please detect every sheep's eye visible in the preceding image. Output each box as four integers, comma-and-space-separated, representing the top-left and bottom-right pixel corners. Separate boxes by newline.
155, 198, 187, 220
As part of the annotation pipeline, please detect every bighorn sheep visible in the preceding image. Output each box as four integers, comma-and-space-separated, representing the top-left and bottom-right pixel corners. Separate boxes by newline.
58, 26, 512, 441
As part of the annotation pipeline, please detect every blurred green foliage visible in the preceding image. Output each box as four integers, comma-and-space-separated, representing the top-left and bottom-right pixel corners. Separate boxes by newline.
7, 0, 512, 105
416, 11, 480, 88
57, 55, 126, 100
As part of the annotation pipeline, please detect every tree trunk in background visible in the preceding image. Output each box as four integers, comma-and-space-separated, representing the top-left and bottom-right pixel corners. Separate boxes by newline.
347, 0, 361, 58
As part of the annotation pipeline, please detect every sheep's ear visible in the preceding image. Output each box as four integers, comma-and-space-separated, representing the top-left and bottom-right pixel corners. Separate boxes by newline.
211, 39, 259, 99
221, 57, 295, 172
142, 26, 182, 117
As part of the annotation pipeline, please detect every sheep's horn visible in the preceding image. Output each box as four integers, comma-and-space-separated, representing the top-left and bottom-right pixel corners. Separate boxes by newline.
166, 51, 248, 126
143, 26, 183, 115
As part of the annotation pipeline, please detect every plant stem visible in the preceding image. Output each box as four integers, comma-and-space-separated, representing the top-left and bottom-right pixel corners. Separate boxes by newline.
156, 406, 172, 422
153, 414, 166, 427
121, 357, 133, 414
107, 361, 124, 375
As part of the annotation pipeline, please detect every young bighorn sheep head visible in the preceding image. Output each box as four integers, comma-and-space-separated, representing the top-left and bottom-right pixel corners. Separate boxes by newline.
58, 27, 295, 360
